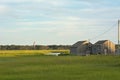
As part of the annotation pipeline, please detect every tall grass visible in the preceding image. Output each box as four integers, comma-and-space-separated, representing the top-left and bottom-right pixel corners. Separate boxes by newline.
0, 50, 70, 57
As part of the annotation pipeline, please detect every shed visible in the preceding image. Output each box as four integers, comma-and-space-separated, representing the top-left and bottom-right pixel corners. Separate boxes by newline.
115, 44, 120, 54
92, 40, 115, 55
70, 40, 92, 55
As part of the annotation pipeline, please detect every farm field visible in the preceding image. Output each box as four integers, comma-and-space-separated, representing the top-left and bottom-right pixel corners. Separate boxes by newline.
0, 54, 120, 80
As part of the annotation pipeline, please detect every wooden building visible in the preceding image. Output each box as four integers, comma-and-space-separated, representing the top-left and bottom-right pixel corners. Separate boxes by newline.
92, 40, 115, 55
115, 44, 120, 54
70, 40, 92, 55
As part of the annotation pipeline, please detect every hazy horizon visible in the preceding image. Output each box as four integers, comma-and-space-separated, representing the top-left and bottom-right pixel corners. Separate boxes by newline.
0, 0, 120, 45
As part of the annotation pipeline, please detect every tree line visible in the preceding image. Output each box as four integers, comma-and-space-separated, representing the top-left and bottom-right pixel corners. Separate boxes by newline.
0, 45, 71, 50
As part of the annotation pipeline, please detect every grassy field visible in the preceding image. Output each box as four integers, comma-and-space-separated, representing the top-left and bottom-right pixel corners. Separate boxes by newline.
0, 55, 120, 80
0, 50, 69, 57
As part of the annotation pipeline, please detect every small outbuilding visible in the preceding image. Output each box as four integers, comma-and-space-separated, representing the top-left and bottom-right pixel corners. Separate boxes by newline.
70, 40, 92, 55
92, 40, 115, 55
115, 44, 120, 54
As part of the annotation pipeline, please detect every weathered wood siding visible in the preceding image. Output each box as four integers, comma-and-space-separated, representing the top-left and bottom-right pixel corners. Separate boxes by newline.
92, 40, 115, 55
70, 41, 92, 55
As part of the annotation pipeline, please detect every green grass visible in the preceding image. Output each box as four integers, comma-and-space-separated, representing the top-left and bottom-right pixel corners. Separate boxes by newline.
0, 55, 120, 80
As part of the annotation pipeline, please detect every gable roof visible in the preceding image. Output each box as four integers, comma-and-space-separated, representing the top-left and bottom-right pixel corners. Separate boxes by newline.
95, 40, 108, 45
72, 40, 88, 47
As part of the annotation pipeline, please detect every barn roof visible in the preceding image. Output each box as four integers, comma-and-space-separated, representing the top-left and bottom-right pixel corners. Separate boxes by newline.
72, 40, 89, 47
95, 40, 108, 45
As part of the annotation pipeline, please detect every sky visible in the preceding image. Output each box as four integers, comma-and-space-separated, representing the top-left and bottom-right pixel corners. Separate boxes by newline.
0, 0, 120, 45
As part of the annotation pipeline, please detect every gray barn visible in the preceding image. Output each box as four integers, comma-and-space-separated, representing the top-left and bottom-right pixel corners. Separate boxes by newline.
92, 40, 115, 55
70, 40, 92, 55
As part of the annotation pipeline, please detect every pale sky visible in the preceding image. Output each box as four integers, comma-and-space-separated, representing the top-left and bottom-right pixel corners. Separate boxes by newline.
0, 0, 120, 45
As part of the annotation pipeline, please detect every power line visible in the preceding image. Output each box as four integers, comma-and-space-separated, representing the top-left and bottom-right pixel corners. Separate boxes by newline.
89, 22, 117, 41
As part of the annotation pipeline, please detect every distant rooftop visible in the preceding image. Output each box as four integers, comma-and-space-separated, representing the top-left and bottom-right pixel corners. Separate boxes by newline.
95, 40, 108, 44
72, 40, 89, 47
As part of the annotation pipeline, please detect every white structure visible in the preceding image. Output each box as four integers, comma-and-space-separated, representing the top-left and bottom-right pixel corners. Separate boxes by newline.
45, 53, 61, 56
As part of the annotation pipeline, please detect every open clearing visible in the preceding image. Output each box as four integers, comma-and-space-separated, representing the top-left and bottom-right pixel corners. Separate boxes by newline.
0, 55, 120, 80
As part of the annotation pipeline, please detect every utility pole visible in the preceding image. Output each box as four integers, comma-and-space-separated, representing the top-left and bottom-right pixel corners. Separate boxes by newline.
118, 20, 120, 46
118, 20, 120, 54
